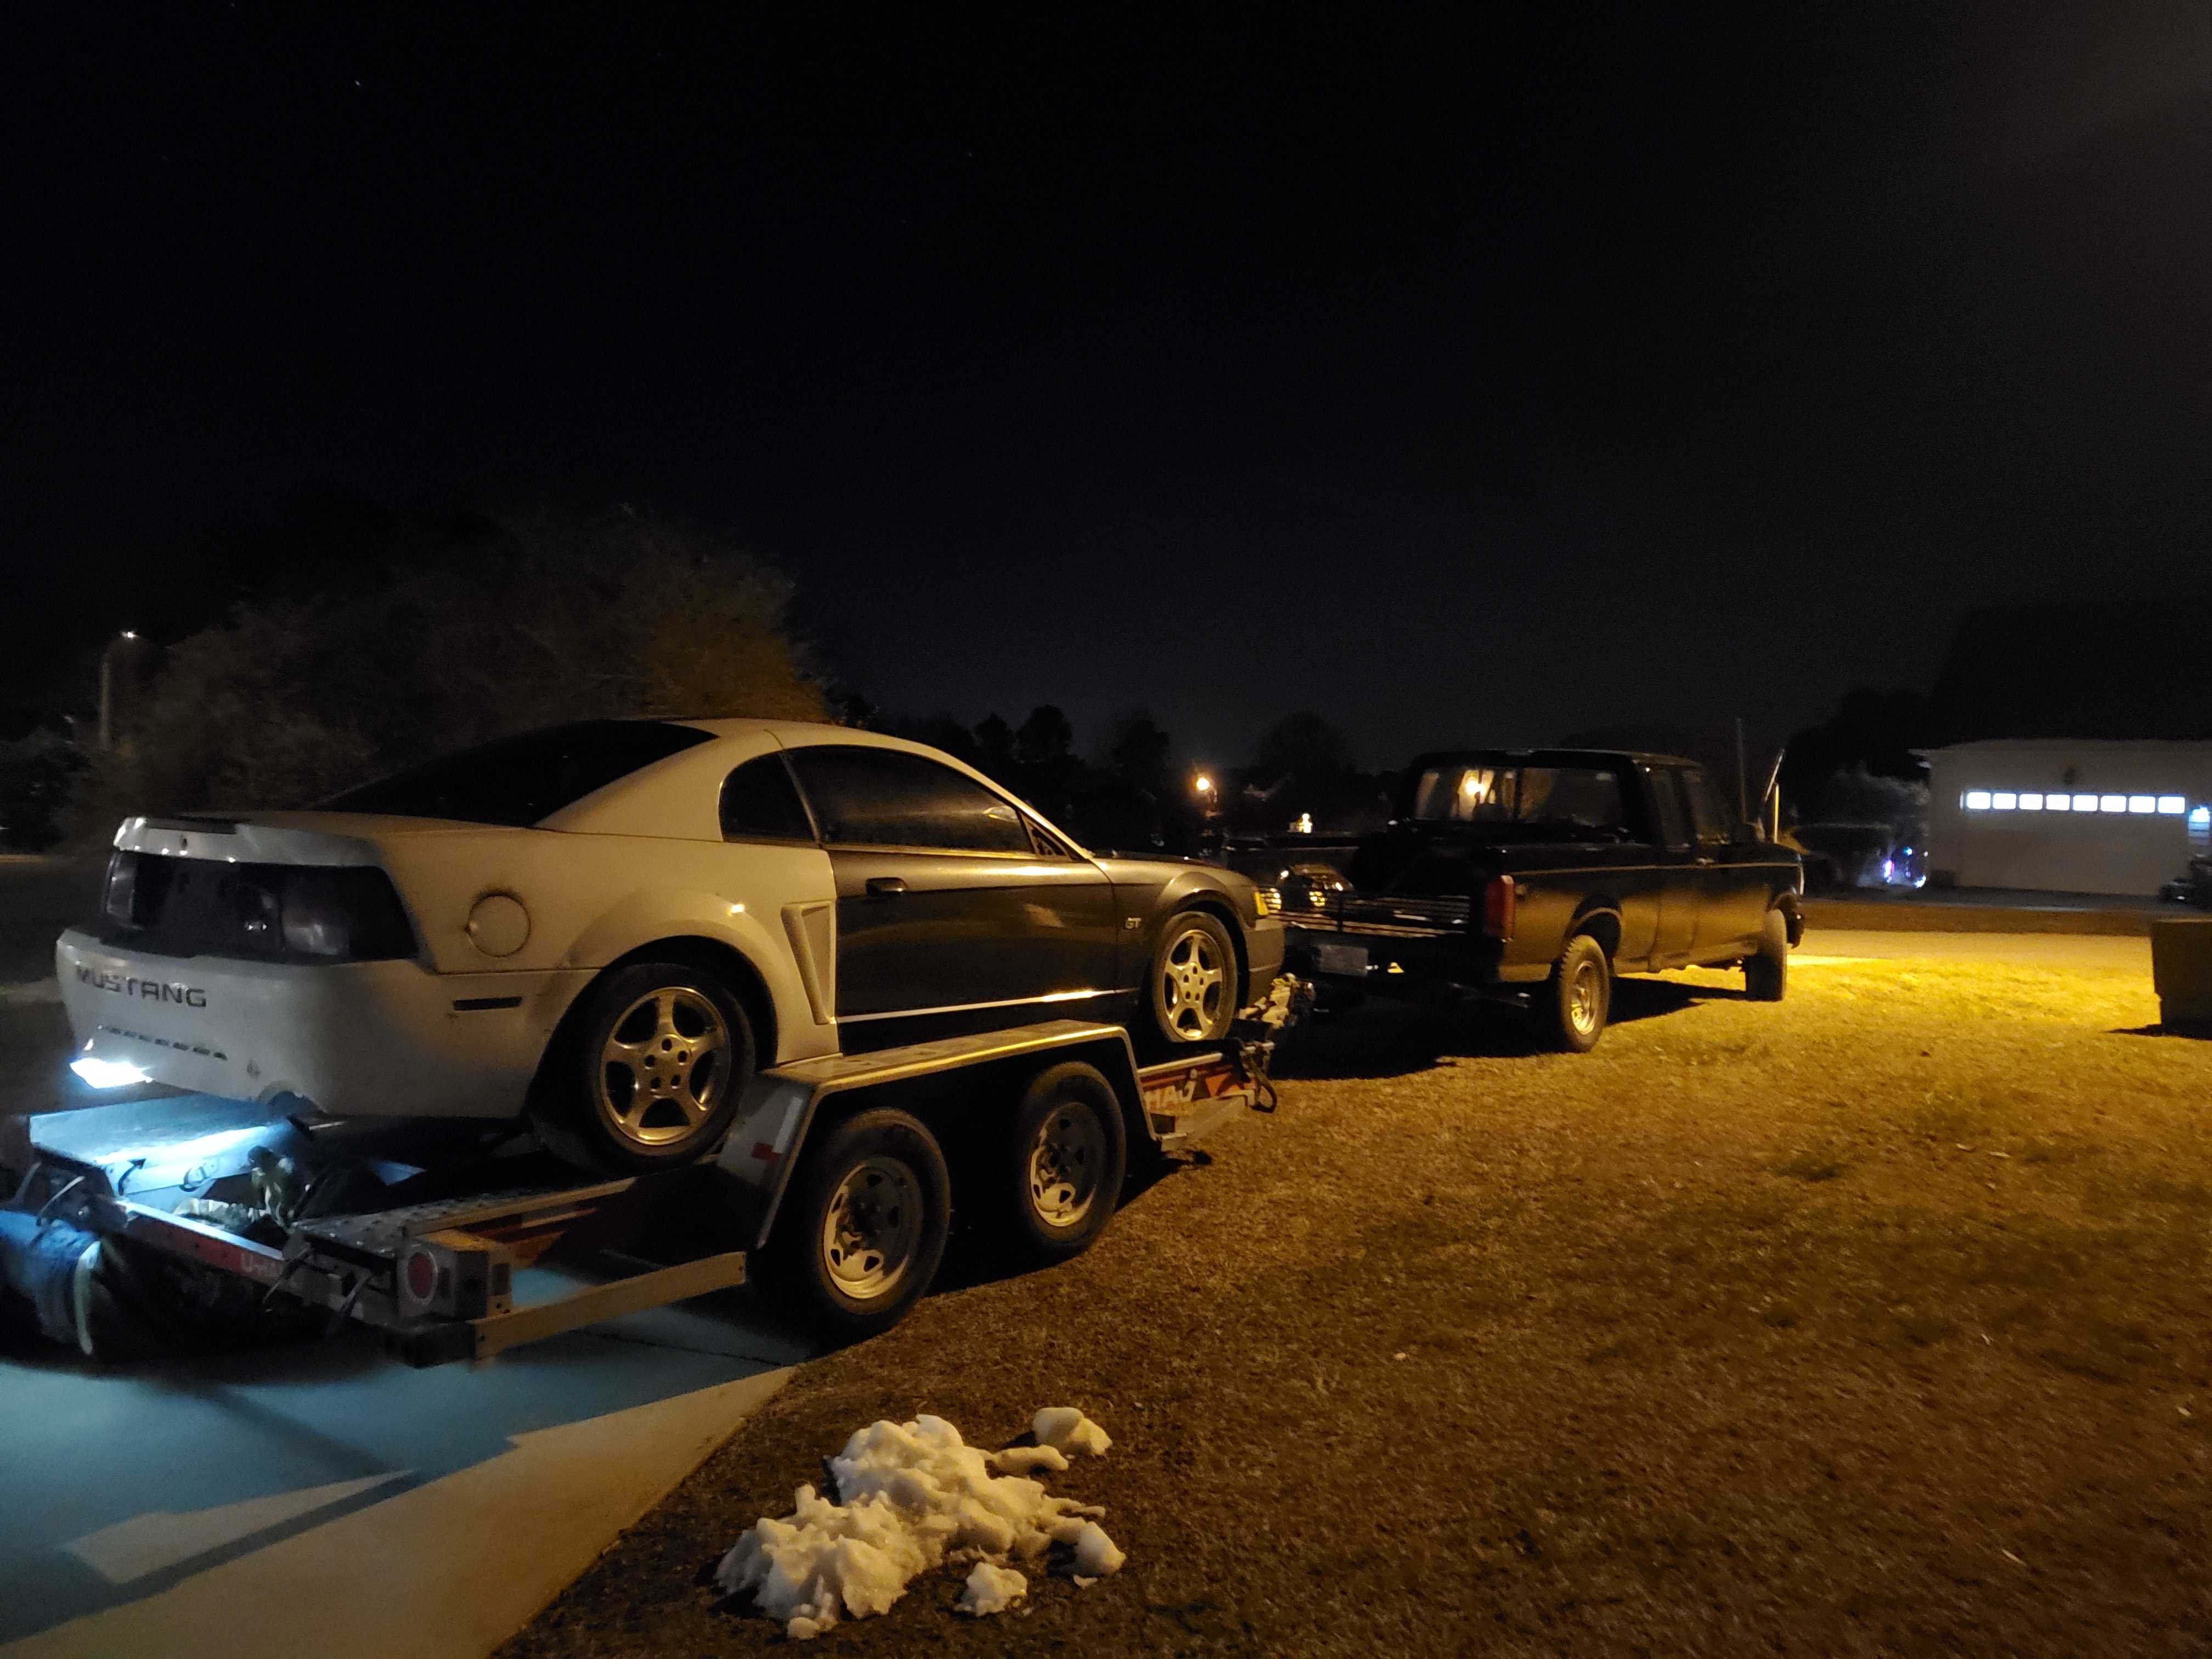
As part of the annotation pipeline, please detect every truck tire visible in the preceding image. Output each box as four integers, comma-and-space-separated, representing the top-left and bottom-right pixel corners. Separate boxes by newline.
531, 961, 755, 1176
1539, 933, 1611, 1053
983, 1061, 1128, 1266
1745, 907, 1789, 1001
1145, 911, 1241, 1051
759, 1108, 952, 1343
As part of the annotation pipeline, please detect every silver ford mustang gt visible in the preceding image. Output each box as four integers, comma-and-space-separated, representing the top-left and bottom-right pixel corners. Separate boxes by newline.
57, 719, 1284, 1172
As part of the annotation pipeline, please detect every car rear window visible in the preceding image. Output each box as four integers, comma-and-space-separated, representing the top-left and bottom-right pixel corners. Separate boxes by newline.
1410, 763, 1625, 833
325, 721, 712, 826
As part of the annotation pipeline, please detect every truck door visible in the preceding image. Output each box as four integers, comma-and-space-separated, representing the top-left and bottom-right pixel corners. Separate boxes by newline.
1642, 765, 1701, 965
1679, 766, 1770, 957
783, 746, 1119, 1029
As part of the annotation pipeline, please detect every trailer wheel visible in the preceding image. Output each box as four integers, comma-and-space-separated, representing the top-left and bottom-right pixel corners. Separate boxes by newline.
1538, 933, 1611, 1052
1145, 911, 1240, 1049
983, 1061, 1128, 1265
1745, 907, 1789, 1002
532, 961, 754, 1175
761, 1108, 951, 1342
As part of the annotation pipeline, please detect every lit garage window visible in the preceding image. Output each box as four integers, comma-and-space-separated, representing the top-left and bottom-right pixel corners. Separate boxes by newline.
2045, 793, 2069, 811
2158, 795, 2186, 815
1991, 792, 2018, 810
2018, 793, 2044, 810
2100, 794, 2128, 813
2074, 794, 2100, 812
2128, 795, 2157, 815
1962, 791, 1992, 811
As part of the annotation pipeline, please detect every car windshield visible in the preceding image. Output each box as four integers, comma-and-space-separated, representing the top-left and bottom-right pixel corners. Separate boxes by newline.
324, 721, 712, 826
1409, 763, 1626, 834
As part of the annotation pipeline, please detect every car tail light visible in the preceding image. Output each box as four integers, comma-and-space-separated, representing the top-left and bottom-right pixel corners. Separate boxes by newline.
279, 867, 418, 960
1482, 874, 1516, 940
101, 851, 139, 927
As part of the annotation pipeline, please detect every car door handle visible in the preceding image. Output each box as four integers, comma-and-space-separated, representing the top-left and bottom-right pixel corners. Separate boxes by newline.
865, 876, 907, 898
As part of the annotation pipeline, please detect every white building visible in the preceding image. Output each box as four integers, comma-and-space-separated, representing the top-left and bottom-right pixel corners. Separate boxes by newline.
1921, 740, 2212, 895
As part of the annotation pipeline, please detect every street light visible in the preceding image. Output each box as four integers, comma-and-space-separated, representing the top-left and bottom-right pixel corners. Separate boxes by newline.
98, 630, 140, 752
1192, 773, 1214, 798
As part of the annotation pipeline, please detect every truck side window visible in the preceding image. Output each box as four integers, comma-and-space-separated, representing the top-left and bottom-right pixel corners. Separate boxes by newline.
1648, 768, 1693, 850
719, 754, 816, 843
1679, 768, 1734, 847
787, 746, 1035, 854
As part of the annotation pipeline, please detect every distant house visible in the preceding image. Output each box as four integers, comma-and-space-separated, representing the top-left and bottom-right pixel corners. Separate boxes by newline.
1919, 601, 2212, 895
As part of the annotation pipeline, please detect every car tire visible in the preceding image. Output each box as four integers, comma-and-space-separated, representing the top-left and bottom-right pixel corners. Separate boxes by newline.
758, 1108, 952, 1342
981, 1061, 1128, 1267
1146, 910, 1241, 1050
1745, 907, 1789, 1002
531, 961, 755, 1176
1539, 932, 1611, 1053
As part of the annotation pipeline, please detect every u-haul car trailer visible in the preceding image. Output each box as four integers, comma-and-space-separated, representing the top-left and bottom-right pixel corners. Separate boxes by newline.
1, 994, 1301, 1367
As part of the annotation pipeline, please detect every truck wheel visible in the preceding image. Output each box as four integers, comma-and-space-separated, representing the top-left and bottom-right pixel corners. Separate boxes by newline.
760, 1108, 951, 1343
1745, 907, 1789, 1001
532, 961, 754, 1175
1146, 911, 1241, 1049
1539, 933, 1611, 1053
984, 1061, 1128, 1266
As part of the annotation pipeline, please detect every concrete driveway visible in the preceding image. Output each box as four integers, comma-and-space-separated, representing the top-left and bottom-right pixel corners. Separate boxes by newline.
1, 855, 815, 1658
0, 1254, 809, 1659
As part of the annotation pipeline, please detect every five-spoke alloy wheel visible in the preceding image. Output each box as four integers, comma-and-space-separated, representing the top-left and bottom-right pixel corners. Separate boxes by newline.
533, 960, 755, 1175
1147, 911, 1240, 1049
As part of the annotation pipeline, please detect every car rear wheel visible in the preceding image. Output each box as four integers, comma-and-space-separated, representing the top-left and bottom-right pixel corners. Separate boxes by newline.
1745, 907, 1789, 1001
1146, 911, 1240, 1050
532, 961, 754, 1175
759, 1108, 952, 1342
1539, 933, 1611, 1052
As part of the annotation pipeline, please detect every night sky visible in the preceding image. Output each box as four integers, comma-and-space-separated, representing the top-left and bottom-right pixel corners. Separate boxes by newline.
10, 5, 2210, 768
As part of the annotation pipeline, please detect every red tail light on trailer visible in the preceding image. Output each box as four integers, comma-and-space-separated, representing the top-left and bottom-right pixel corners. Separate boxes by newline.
1482, 874, 1516, 940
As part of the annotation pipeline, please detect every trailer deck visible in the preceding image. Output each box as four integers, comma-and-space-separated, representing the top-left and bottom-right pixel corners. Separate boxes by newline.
4, 1009, 1295, 1365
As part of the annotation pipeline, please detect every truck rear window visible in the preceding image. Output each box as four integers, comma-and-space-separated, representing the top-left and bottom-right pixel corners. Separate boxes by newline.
325, 721, 712, 826
1410, 764, 1624, 833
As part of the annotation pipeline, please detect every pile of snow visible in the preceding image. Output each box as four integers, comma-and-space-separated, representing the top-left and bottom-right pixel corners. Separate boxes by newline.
714, 1409, 1122, 1640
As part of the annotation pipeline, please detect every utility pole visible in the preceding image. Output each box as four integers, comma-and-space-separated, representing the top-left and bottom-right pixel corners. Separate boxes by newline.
98, 631, 138, 752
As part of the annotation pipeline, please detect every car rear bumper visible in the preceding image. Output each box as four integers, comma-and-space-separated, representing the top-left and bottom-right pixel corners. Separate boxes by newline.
55, 930, 592, 1119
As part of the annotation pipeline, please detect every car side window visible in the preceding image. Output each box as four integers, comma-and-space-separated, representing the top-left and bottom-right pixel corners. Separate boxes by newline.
719, 754, 816, 843
1679, 768, 1734, 848
787, 747, 1035, 854
1646, 767, 1693, 850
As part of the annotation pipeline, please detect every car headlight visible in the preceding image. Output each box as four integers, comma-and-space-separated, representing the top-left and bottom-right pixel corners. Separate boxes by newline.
1254, 886, 1283, 918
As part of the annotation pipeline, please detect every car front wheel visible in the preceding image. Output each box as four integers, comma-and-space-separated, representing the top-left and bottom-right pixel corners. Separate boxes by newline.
1146, 911, 1241, 1049
1745, 907, 1789, 1001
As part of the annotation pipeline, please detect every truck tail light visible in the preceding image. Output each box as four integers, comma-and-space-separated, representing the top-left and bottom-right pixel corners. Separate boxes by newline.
1482, 874, 1516, 940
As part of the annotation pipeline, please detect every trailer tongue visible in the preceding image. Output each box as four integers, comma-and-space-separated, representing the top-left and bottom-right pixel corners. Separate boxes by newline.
4, 998, 1301, 1366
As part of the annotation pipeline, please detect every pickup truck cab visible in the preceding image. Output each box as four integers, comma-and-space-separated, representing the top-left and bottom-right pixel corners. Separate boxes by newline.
1280, 749, 1803, 1050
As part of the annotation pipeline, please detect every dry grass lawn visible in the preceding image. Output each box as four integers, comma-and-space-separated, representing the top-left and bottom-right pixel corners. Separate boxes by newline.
502, 949, 2212, 1657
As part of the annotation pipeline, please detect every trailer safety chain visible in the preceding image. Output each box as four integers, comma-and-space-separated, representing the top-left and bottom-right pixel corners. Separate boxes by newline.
34, 1173, 86, 1228
261, 1255, 307, 1311
324, 1270, 368, 1337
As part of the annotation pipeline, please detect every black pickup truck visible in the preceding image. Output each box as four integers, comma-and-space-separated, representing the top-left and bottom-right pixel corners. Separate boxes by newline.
1274, 749, 1803, 1051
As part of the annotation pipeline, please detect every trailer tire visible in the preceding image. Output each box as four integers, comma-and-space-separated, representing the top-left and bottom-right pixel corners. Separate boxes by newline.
1145, 910, 1241, 1051
1745, 907, 1789, 1002
531, 961, 754, 1176
760, 1108, 951, 1343
1539, 932, 1611, 1053
983, 1061, 1128, 1266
